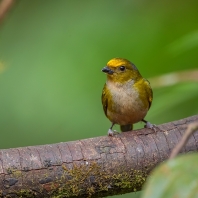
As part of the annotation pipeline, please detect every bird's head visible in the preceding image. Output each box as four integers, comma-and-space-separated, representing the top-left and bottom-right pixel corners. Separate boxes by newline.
102, 58, 142, 83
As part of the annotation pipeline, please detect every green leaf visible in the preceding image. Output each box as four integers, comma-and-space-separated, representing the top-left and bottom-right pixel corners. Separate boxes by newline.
141, 153, 198, 198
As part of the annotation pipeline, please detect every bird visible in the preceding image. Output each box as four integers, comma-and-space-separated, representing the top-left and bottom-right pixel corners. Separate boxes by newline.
101, 58, 155, 136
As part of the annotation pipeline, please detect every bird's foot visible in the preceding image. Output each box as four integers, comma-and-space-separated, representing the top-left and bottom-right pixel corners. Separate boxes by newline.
108, 129, 120, 136
144, 122, 157, 132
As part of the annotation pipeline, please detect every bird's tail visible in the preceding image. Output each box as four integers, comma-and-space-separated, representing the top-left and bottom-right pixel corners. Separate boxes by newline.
120, 124, 133, 132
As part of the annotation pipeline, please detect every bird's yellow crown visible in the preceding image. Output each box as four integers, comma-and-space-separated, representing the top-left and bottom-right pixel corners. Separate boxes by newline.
103, 58, 142, 83
107, 58, 133, 68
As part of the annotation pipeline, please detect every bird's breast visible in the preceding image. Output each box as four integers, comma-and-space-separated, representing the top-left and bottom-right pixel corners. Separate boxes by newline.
106, 80, 148, 125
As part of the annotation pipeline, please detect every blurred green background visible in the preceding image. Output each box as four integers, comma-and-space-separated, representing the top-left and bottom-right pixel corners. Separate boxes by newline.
0, 0, 198, 197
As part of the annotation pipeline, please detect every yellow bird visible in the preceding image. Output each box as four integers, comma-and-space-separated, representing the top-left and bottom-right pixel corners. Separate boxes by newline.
101, 58, 154, 136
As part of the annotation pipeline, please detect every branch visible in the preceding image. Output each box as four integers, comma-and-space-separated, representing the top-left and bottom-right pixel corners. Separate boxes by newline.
0, 115, 198, 197
148, 69, 198, 88
169, 121, 198, 159
0, 0, 15, 24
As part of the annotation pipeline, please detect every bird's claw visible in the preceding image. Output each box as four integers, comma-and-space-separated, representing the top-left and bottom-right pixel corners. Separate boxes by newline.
144, 122, 157, 132
108, 129, 120, 136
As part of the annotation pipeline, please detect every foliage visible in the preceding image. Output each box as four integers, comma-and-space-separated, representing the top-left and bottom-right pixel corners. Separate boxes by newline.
141, 153, 198, 198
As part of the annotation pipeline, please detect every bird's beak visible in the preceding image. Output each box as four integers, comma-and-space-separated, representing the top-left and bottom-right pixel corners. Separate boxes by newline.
101, 66, 114, 75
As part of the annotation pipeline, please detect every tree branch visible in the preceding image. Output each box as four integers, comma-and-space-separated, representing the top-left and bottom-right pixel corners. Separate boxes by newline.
148, 69, 198, 88
169, 121, 198, 159
0, 115, 198, 197
0, 0, 15, 24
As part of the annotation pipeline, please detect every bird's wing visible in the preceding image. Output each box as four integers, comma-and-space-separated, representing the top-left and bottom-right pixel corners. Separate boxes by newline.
144, 79, 153, 109
101, 84, 108, 116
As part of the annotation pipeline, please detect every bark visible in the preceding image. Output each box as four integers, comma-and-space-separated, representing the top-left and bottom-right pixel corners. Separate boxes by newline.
0, 115, 198, 198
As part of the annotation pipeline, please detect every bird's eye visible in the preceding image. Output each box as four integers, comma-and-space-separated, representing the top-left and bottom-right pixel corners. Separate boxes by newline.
119, 66, 126, 71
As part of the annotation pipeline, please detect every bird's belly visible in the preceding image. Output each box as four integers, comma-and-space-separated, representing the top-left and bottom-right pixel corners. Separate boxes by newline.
107, 88, 148, 125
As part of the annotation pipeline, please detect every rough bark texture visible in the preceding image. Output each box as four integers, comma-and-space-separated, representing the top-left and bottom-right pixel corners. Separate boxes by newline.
0, 115, 198, 198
